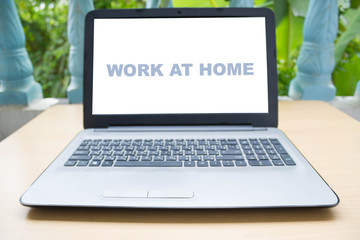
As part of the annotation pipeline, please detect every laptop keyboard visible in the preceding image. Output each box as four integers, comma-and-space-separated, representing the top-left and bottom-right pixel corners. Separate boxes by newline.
64, 138, 296, 168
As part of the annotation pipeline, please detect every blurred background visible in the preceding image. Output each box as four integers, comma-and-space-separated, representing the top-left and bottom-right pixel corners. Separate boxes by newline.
13, 0, 360, 97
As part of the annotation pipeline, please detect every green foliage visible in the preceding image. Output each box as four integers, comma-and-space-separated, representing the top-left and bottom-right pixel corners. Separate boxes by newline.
335, 6, 360, 64
333, 2, 360, 96
173, 0, 228, 8
13, 0, 360, 97
94, 0, 145, 9
15, 0, 70, 98
260, 0, 304, 95
333, 38, 360, 96
15, 0, 145, 98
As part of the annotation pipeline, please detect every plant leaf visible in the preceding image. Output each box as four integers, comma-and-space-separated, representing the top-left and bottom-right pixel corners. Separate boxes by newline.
276, 14, 304, 61
335, 7, 360, 64
288, 0, 309, 17
274, 0, 288, 26
333, 54, 360, 95
172, 0, 228, 7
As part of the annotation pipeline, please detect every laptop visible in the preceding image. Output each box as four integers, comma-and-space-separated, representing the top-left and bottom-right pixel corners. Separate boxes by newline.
20, 8, 339, 208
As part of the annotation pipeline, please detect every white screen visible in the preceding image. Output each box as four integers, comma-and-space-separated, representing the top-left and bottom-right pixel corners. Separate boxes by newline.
92, 17, 268, 115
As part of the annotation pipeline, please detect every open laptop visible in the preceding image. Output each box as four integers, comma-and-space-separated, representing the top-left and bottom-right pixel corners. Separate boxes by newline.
20, 8, 339, 208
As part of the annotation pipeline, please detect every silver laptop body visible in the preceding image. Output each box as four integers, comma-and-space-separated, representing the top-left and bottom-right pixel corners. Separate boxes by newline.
21, 8, 339, 208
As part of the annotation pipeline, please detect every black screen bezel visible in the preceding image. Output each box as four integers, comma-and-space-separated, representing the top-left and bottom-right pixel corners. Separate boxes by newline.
83, 8, 278, 128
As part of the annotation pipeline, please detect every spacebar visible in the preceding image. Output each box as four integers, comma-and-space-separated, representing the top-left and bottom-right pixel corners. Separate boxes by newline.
114, 161, 182, 167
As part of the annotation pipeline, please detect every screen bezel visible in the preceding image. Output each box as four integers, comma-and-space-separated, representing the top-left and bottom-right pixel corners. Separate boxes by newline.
83, 8, 278, 128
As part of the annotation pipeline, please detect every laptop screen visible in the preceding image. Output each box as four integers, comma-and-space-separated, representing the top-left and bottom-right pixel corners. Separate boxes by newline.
92, 17, 268, 115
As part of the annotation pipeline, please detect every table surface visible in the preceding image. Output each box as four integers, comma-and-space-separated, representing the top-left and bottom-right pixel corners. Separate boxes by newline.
1, 101, 360, 240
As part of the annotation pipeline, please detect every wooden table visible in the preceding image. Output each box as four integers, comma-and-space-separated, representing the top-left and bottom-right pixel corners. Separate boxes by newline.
1, 101, 359, 240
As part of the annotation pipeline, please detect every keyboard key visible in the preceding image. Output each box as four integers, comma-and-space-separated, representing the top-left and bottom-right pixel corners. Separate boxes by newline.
101, 160, 114, 167
147, 146, 158, 151
203, 155, 214, 161
90, 141, 99, 146
114, 161, 182, 167
104, 156, 116, 161
124, 151, 135, 156
141, 156, 152, 161
184, 150, 195, 155
173, 151, 183, 155
227, 145, 240, 150
90, 151, 101, 156
244, 150, 254, 155
226, 140, 238, 145
270, 138, 280, 145
113, 151, 124, 156
160, 151, 171, 156
128, 156, 140, 161
116, 156, 128, 161
246, 155, 257, 160
241, 145, 252, 150
148, 151, 159, 156
252, 145, 262, 150
263, 145, 273, 150
76, 160, 89, 166
208, 150, 219, 155
154, 156, 165, 161
77, 146, 90, 150
197, 161, 209, 167
102, 146, 112, 151
110, 141, 120, 146
222, 160, 235, 167
280, 154, 296, 165
80, 140, 90, 146
89, 160, 101, 166
69, 155, 91, 160
235, 160, 247, 167
272, 160, 285, 166
255, 150, 265, 155
196, 150, 207, 155
159, 146, 169, 151
170, 146, 180, 151
220, 150, 242, 155
136, 151, 147, 156
178, 156, 189, 161
239, 139, 248, 144
191, 156, 202, 161
136, 146, 146, 151
184, 161, 196, 167
92, 156, 103, 161
258, 155, 269, 160
216, 155, 244, 160
248, 160, 272, 166
194, 146, 204, 150
274, 144, 287, 154
91, 146, 101, 151
113, 146, 124, 151
166, 156, 178, 161
266, 149, 277, 154
64, 160, 77, 166
269, 155, 280, 160
210, 161, 222, 167
102, 151, 113, 156
216, 145, 227, 150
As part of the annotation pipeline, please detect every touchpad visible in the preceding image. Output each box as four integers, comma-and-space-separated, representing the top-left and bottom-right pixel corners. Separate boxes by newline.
148, 190, 194, 199
102, 189, 147, 198
102, 189, 194, 199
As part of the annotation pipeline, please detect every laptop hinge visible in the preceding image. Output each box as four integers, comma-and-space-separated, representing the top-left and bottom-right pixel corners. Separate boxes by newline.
95, 125, 267, 132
